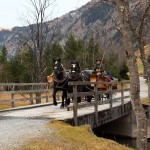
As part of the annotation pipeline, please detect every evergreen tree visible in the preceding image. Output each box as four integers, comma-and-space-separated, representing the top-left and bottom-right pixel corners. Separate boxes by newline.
119, 63, 129, 80
44, 42, 63, 75
20, 49, 34, 82
64, 35, 78, 60
86, 37, 101, 69
103, 52, 120, 78
0, 46, 7, 62
64, 34, 83, 68
77, 39, 87, 69
0, 46, 9, 82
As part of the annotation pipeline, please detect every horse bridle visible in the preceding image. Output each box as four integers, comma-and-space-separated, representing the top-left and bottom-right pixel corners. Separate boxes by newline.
70, 64, 81, 80
53, 62, 68, 84
54, 61, 63, 72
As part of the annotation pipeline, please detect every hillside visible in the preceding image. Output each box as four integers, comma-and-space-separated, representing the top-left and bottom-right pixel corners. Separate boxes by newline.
0, 0, 150, 58
0, 1, 121, 58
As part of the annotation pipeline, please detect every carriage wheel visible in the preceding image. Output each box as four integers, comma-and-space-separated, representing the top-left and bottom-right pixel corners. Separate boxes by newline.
98, 88, 107, 101
77, 97, 81, 103
86, 96, 91, 102
106, 94, 110, 99
98, 94, 102, 101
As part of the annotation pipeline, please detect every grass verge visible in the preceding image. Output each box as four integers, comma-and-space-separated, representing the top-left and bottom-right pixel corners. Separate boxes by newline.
141, 97, 150, 106
23, 120, 132, 150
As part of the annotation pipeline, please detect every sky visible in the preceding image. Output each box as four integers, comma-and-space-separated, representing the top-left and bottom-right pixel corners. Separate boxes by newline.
0, 0, 91, 29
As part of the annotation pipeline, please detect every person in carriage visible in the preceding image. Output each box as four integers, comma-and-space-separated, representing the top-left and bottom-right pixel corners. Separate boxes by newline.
91, 59, 117, 100
93, 59, 105, 72
93, 59, 113, 81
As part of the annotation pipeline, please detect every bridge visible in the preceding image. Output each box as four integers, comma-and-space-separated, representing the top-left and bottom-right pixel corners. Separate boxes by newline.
0, 80, 131, 127
64, 81, 131, 128
0, 77, 149, 140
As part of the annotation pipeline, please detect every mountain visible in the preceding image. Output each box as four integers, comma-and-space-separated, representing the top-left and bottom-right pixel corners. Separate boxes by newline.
0, 0, 149, 57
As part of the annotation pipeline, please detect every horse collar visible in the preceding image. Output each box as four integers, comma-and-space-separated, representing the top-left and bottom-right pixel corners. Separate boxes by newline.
54, 69, 68, 83
69, 72, 81, 81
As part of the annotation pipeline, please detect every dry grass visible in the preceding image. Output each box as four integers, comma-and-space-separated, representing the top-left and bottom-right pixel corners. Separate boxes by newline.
141, 97, 150, 106
117, 81, 129, 90
23, 120, 132, 150
0, 92, 59, 110
137, 58, 143, 75
135, 44, 150, 76
136, 45, 150, 57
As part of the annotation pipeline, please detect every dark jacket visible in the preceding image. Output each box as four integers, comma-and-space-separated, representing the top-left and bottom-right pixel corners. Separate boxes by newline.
94, 63, 104, 71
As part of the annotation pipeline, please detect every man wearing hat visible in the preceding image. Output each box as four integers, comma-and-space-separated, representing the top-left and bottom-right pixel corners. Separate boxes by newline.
93, 59, 104, 72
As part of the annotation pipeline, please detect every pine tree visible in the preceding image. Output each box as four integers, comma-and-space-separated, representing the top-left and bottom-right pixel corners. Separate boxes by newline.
64, 35, 83, 68
0, 46, 9, 82
86, 37, 101, 69
44, 42, 63, 75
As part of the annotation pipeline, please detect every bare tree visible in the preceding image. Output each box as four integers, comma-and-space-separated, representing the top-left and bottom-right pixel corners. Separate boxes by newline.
100, 0, 150, 87
19, 0, 56, 103
116, 1, 147, 149
21, 0, 56, 83
131, 1, 150, 103
93, 0, 148, 149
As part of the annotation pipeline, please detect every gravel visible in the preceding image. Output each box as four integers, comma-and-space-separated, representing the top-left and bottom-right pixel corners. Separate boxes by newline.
0, 117, 52, 150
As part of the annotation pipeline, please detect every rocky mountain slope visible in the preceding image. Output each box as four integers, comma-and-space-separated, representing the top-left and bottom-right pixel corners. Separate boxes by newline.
0, 0, 149, 57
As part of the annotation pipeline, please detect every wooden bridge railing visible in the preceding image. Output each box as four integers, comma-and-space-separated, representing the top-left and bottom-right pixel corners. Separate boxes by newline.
67, 81, 130, 126
0, 83, 53, 109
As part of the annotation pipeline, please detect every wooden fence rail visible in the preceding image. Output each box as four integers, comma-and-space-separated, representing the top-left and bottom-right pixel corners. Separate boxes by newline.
0, 81, 130, 118
67, 81, 130, 126
0, 83, 54, 108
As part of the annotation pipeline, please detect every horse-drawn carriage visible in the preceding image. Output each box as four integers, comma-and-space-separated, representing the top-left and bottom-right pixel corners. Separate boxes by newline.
47, 59, 117, 107
84, 69, 117, 100
83, 69, 117, 90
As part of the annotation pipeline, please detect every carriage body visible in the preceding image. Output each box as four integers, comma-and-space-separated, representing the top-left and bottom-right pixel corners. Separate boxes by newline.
90, 74, 109, 90
84, 69, 117, 90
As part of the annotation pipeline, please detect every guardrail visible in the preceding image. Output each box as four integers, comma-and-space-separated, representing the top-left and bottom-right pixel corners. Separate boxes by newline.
0, 81, 130, 117
0, 83, 53, 108
67, 81, 130, 126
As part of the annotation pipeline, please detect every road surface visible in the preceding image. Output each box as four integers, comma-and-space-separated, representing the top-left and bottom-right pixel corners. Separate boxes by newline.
0, 77, 148, 150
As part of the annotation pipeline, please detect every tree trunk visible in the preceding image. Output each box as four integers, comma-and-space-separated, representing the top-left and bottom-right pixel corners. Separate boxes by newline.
116, 0, 147, 149
148, 72, 150, 104
136, 34, 150, 78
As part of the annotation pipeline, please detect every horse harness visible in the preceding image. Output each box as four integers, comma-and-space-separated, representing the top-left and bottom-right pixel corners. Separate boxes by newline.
53, 61, 69, 89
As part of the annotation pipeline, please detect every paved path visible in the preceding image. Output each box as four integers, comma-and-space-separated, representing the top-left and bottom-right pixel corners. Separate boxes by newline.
0, 77, 148, 149
140, 77, 148, 98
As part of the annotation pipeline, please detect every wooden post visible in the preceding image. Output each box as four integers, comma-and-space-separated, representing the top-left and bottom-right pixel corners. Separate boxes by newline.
73, 85, 78, 126
121, 82, 124, 113
109, 83, 113, 114
46, 84, 49, 103
11, 85, 15, 108
30, 85, 34, 104
35, 84, 41, 104
94, 82, 98, 126
148, 75, 150, 104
